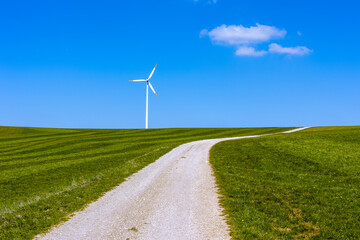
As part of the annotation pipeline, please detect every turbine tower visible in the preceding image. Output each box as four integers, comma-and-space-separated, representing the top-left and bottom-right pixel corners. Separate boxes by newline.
129, 64, 158, 129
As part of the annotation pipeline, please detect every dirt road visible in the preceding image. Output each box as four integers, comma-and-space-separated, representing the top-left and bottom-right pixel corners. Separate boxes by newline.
36, 127, 309, 240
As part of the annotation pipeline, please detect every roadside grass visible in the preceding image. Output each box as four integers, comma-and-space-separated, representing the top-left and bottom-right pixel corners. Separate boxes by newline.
0, 126, 292, 239
210, 126, 360, 239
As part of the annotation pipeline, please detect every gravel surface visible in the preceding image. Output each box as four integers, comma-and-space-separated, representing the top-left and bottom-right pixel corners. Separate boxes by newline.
35, 128, 308, 240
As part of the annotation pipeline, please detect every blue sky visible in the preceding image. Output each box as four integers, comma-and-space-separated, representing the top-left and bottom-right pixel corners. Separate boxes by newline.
1, 0, 359, 128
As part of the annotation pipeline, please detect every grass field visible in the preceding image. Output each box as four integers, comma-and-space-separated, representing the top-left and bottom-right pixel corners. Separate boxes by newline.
0, 126, 292, 239
210, 126, 360, 239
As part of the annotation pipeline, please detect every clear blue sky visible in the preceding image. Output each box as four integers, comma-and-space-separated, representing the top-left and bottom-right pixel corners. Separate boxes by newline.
1, 0, 359, 128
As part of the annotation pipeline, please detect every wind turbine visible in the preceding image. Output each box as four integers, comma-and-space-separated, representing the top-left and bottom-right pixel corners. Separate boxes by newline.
129, 64, 158, 129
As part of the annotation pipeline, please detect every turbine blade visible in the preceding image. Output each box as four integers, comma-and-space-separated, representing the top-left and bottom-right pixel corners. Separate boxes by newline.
148, 82, 158, 97
129, 79, 147, 82
147, 64, 157, 80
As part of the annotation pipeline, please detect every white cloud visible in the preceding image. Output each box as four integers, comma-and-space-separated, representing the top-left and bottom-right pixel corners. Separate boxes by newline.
200, 23, 312, 57
269, 43, 312, 55
203, 23, 286, 45
200, 29, 208, 37
235, 46, 267, 56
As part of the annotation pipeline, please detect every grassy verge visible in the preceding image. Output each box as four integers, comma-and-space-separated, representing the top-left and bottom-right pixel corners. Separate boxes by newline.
210, 127, 360, 239
0, 126, 292, 239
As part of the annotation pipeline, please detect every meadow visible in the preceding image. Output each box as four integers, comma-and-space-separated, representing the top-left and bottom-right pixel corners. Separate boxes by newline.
211, 127, 360, 239
0, 126, 291, 239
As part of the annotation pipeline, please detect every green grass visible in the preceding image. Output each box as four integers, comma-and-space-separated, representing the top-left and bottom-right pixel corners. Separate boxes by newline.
210, 126, 360, 239
0, 126, 292, 239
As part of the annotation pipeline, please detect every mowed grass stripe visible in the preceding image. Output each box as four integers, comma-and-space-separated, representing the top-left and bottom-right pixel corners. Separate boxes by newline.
0, 127, 279, 157
0, 129, 186, 160
0, 141, 155, 170
1, 128, 286, 184
0, 126, 292, 239
0, 130, 94, 144
210, 126, 360, 239
0, 131, 224, 165
0, 128, 271, 162
0, 143, 160, 180
1, 128, 294, 180
0, 132, 140, 158
0, 134, 102, 157
0, 137, 145, 164
0, 129, 218, 152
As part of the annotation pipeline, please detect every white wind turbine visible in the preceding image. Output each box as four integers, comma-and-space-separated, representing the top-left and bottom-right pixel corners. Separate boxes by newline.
129, 64, 158, 129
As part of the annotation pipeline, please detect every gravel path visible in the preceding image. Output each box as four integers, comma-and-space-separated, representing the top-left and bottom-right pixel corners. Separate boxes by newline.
35, 127, 309, 240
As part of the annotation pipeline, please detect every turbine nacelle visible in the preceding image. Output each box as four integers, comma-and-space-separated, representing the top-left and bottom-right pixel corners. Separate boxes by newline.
129, 64, 158, 97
